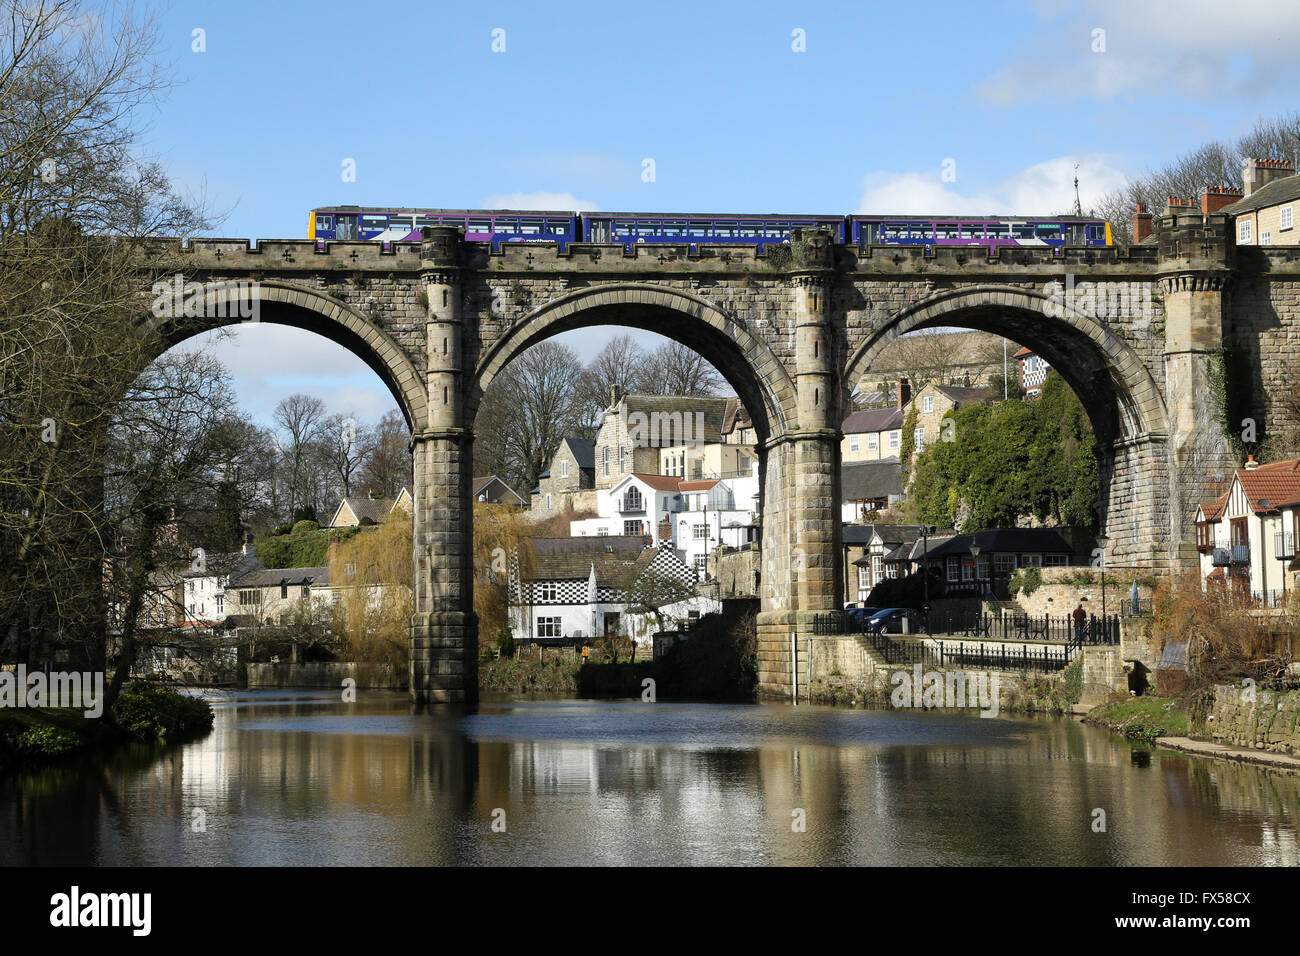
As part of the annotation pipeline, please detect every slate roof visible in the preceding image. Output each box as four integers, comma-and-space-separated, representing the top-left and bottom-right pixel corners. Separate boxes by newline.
933, 384, 998, 405
616, 394, 732, 445
473, 475, 525, 504
842, 407, 904, 434
1222, 174, 1300, 216
334, 496, 393, 525
527, 535, 651, 583
230, 565, 331, 588
182, 551, 263, 579
562, 437, 596, 470
842, 459, 903, 500
721, 398, 752, 436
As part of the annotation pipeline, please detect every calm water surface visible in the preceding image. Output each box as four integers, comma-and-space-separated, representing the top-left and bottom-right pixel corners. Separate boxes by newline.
2, 689, 1298, 865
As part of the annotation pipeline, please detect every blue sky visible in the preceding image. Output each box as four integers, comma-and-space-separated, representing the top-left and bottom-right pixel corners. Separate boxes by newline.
147, 0, 1300, 427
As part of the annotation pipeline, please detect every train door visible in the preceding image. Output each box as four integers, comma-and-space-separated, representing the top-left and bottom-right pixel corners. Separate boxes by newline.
335, 215, 358, 240
589, 218, 611, 243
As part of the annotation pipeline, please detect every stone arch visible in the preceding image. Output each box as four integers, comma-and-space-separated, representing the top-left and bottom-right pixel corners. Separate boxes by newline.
843, 284, 1177, 566
144, 280, 428, 430
843, 285, 1168, 447
471, 282, 797, 443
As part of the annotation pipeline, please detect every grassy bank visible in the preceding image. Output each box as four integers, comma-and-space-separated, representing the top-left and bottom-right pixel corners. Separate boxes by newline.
1083, 696, 1189, 743
479, 656, 582, 695
0, 682, 214, 771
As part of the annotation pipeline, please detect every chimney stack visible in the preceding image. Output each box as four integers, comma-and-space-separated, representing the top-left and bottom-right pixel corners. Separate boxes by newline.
1132, 203, 1153, 244
1163, 196, 1197, 217
1245, 453, 1259, 471
1244, 157, 1294, 197
897, 376, 911, 409
1201, 184, 1243, 215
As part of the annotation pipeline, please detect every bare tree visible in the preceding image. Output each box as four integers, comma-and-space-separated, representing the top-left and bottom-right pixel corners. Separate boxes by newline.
273, 394, 326, 520
356, 409, 411, 499
638, 341, 725, 396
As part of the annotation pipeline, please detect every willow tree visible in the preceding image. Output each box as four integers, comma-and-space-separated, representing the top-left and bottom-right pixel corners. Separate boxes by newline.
473, 502, 537, 653
327, 518, 412, 666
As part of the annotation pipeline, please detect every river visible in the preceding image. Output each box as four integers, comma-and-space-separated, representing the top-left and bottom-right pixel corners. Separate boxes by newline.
2, 689, 1297, 866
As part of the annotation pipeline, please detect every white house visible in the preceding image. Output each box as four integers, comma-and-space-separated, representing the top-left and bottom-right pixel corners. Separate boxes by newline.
1195, 457, 1300, 605
569, 473, 686, 545
671, 467, 761, 579
509, 536, 698, 647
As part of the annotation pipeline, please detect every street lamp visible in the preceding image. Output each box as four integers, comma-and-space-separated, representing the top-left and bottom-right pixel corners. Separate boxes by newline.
1096, 532, 1110, 641
969, 539, 982, 596
920, 524, 935, 631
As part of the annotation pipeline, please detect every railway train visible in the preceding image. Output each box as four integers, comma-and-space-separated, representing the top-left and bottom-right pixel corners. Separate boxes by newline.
308, 206, 1114, 251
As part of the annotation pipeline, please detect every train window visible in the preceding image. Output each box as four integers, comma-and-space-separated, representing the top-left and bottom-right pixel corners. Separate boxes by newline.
520, 218, 543, 235
494, 218, 520, 233
614, 220, 635, 237
661, 220, 686, 237
467, 218, 491, 233
764, 222, 788, 237
936, 223, 961, 240
1035, 223, 1062, 239
960, 222, 984, 239
910, 222, 935, 240
713, 221, 737, 238
415, 216, 437, 229
546, 219, 568, 234
739, 223, 761, 238
636, 220, 662, 236
688, 221, 709, 237
315, 215, 332, 231
881, 223, 908, 240
361, 215, 387, 231
986, 222, 1011, 239
1012, 223, 1036, 239
388, 216, 412, 233
1086, 225, 1103, 240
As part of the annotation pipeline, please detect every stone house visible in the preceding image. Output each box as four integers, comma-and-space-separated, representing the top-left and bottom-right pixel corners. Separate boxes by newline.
530, 437, 596, 516
228, 565, 336, 626
907, 382, 997, 454
840, 459, 904, 522
1223, 158, 1299, 246
593, 390, 732, 489
472, 475, 526, 507
841, 406, 904, 462
328, 487, 413, 528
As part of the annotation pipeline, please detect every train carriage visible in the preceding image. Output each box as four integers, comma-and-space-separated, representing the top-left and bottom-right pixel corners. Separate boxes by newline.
581, 212, 847, 251
310, 207, 579, 249
848, 215, 1112, 248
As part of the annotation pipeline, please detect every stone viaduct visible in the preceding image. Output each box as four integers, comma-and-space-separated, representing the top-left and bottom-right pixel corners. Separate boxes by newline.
146, 211, 1300, 704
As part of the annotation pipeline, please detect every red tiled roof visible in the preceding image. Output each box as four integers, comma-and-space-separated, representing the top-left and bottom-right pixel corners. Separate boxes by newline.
1237, 459, 1300, 513
679, 479, 719, 492
1013, 346, 1033, 358
1198, 490, 1229, 522
630, 473, 684, 491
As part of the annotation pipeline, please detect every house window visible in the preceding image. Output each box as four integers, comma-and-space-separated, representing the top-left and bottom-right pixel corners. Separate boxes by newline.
1239, 220, 1252, 242
597, 528, 610, 536
1230, 518, 1248, 547
1021, 554, 1042, 567
622, 487, 643, 512
888, 430, 899, 449
947, 556, 960, 582
849, 435, 860, 453
1196, 521, 1212, 550
546, 494, 552, 510
280, 584, 288, 599
301, 585, 310, 597
693, 524, 708, 539
857, 566, 870, 591
561, 460, 569, 478
693, 556, 707, 576
539, 582, 559, 602
923, 396, 934, 413
619, 447, 626, 472
624, 520, 642, 535
960, 557, 975, 582
994, 553, 1017, 573
603, 448, 609, 476
536, 617, 562, 638
1262, 231, 1272, 246
867, 433, 878, 450
913, 427, 924, 450
1282, 206, 1294, 231
1043, 554, 1069, 567
215, 595, 224, 614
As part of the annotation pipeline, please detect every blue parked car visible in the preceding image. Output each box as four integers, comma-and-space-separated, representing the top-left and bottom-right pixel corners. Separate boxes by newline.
845, 605, 881, 628
864, 608, 918, 635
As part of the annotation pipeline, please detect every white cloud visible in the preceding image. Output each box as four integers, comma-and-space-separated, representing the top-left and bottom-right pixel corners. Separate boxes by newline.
856, 155, 1128, 217
479, 190, 600, 211
977, 0, 1300, 103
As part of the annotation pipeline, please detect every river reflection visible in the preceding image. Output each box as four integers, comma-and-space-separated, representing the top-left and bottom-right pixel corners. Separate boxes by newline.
2, 690, 1298, 866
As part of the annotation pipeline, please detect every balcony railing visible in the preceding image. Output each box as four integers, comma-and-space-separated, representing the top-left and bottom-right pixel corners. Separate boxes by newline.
1213, 545, 1250, 566
1276, 531, 1297, 560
